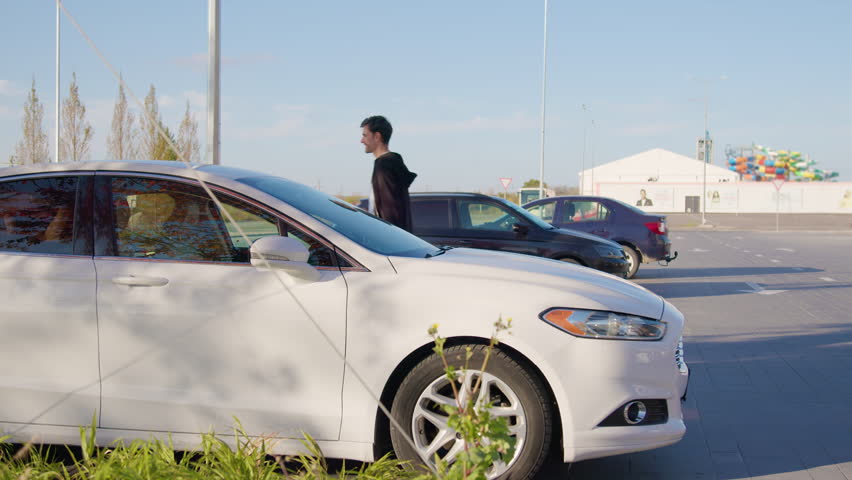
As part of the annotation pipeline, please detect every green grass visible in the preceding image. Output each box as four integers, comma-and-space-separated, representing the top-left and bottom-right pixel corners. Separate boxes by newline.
0, 425, 428, 480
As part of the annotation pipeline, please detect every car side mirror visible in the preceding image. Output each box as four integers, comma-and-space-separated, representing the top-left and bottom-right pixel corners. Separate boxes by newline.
512, 223, 529, 235
249, 236, 320, 282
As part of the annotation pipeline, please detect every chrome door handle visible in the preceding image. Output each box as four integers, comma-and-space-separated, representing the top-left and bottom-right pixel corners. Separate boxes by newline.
112, 275, 169, 287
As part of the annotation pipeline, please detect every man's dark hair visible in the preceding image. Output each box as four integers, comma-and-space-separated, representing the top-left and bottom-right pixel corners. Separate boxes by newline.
361, 115, 393, 144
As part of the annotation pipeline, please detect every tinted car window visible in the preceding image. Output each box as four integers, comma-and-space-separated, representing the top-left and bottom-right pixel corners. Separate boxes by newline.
563, 201, 610, 223
411, 199, 451, 230
110, 177, 285, 263
0, 176, 77, 255
458, 200, 519, 232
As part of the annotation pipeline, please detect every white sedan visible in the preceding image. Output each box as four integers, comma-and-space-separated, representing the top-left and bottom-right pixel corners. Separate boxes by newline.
0, 161, 688, 479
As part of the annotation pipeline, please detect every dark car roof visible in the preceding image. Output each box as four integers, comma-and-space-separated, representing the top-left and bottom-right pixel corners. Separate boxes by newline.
411, 192, 492, 199
524, 195, 663, 218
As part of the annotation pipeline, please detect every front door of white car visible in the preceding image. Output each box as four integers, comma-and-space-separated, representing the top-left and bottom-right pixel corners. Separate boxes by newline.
92, 175, 347, 440
0, 175, 100, 427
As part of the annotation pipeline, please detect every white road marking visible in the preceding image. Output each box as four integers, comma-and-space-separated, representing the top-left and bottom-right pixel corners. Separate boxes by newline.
776, 248, 795, 252
755, 254, 764, 257
674, 236, 685, 240
740, 282, 787, 295
689, 248, 710, 253
770, 259, 780, 263
744, 250, 751, 253
820, 277, 837, 282
734, 236, 743, 240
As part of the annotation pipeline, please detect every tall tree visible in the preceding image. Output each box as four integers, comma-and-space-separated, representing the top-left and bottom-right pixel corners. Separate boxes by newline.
12, 78, 51, 165
176, 101, 200, 163
152, 123, 179, 161
106, 78, 137, 160
140, 84, 162, 160
59, 72, 94, 162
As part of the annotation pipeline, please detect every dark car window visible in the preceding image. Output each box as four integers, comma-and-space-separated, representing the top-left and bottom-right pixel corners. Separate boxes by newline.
526, 201, 555, 222
0, 176, 77, 255
109, 177, 289, 263
411, 199, 451, 230
457, 199, 519, 232
562, 201, 610, 223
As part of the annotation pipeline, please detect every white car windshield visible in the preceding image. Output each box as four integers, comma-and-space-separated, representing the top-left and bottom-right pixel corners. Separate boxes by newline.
240, 176, 438, 258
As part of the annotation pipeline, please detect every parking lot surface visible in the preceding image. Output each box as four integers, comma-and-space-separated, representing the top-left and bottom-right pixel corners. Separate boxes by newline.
538, 230, 852, 480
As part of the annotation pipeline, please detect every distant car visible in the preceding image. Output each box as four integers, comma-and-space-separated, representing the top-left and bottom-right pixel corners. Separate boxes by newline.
0, 161, 687, 479
410, 192, 630, 277
524, 195, 677, 278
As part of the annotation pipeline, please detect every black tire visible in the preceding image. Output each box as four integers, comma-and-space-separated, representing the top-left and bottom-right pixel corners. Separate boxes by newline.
623, 245, 640, 279
390, 345, 552, 480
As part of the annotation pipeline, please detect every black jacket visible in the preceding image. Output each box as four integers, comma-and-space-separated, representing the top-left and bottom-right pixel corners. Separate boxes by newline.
372, 152, 417, 231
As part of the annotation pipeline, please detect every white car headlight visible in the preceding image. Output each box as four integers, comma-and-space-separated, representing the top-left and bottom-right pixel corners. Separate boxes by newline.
540, 308, 665, 340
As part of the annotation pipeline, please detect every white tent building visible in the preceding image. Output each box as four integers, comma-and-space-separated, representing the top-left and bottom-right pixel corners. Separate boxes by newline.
578, 148, 852, 214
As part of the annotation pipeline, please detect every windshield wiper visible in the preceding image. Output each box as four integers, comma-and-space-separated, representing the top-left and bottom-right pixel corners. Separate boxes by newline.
425, 245, 454, 258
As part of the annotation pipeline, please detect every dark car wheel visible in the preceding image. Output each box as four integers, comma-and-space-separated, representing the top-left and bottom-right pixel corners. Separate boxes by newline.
623, 245, 640, 279
390, 345, 553, 480
557, 256, 582, 265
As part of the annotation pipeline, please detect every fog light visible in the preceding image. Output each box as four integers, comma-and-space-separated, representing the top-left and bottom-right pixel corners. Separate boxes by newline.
623, 401, 647, 425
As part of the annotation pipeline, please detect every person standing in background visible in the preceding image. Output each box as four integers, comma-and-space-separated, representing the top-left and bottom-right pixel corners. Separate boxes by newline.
360, 115, 417, 231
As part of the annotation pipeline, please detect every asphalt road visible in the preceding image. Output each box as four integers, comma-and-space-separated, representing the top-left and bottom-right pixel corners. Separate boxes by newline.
538, 230, 852, 480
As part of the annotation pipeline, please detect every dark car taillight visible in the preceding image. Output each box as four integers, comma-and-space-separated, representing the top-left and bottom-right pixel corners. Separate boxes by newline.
644, 221, 665, 235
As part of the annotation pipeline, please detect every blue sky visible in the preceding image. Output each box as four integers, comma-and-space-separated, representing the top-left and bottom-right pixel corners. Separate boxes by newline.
1, 0, 850, 194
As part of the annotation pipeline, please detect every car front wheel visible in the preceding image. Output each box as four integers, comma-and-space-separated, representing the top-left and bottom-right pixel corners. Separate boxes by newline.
623, 245, 640, 279
390, 345, 553, 479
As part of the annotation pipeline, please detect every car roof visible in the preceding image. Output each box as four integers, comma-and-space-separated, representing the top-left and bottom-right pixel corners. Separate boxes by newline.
410, 192, 493, 199
0, 160, 264, 181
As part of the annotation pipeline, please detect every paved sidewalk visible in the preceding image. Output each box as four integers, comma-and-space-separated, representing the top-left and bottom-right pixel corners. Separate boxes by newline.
666, 213, 852, 232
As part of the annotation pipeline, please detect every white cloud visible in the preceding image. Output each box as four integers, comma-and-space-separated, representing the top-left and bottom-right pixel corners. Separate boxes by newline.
617, 122, 684, 137
184, 90, 206, 109
173, 53, 279, 71
402, 112, 538, 136
0, 80, 22, 96
158, 95, 177, 108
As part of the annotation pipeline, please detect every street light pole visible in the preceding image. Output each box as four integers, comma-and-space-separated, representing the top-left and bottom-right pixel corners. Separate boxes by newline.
581, 104, 587, 194
702, 95, 708, 225
537, 0, 548, 201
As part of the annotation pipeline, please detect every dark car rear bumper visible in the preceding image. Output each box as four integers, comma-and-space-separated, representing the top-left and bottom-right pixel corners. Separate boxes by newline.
642, 236, 674, 263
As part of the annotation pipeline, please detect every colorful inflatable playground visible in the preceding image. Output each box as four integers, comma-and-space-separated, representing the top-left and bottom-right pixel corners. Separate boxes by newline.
726, 144, 840, 182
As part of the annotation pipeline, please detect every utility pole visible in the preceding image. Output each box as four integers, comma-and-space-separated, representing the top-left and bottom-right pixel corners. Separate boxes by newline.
55, 1, 60, 162
537, 0, 548, 201
207, 0, 221, 164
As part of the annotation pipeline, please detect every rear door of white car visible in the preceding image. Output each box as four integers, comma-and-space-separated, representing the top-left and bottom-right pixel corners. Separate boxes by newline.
0, 173, 100, 427
93, 173, 347, 440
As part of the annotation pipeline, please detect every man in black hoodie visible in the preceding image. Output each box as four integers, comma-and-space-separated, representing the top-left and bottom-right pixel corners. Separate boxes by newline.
360, 115, 417, 231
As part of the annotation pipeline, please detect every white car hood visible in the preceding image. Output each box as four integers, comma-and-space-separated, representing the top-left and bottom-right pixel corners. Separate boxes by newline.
389, 247, 665, 320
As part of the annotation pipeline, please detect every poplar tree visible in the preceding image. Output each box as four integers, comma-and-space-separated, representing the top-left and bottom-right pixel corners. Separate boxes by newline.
12, 79, 51, 165
176, 101, 200, 163
106, 78, 137, 160
59, 72, 94, 162
140, 84, 161, 160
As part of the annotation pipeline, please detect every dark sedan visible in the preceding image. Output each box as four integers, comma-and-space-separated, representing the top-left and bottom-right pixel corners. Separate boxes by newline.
523, 195, 677, 278
410, 193, 630, 277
